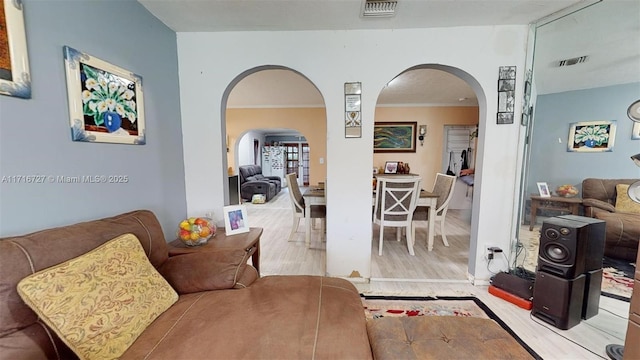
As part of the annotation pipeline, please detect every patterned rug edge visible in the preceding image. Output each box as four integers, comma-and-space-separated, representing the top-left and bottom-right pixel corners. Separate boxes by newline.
361, 295, 542, 360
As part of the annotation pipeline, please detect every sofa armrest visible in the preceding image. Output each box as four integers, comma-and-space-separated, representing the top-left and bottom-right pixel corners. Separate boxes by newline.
159, 250, 257, 294
264, 176, 281, 183
583, 198, 615, 212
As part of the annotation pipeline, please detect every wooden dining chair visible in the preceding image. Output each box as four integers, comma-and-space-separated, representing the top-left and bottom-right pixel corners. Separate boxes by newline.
373, 176, 422, 256
412, 173, 456, 248
285, 173, 326, 241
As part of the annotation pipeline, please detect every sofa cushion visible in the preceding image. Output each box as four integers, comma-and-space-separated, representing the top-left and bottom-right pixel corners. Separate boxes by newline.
246, 175, 258, 182
120, 276, 372, 359
615, 184, 640, 214
17, 233, 178, 360
159, 248, 258, 293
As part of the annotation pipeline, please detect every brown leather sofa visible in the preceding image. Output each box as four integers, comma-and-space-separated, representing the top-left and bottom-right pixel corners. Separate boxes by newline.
0, 210, 372, 359
582, 178, 640, 261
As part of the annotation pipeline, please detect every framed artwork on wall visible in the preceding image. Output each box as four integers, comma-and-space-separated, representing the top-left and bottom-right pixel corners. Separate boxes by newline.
63, 46, 146, 145
567, 120, 616, 152
632, 122, 640, 140
373, 122, 417, 153
0, 0, 31, 99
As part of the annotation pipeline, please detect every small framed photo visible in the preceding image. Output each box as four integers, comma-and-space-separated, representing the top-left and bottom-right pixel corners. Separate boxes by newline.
223, 205, 250, 235
537, 182, 551, 197
384, 161, 398, 174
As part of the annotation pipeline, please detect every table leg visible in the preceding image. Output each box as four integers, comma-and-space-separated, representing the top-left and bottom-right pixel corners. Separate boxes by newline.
427, 205, 435, 251
305, 203, 311, 247
570, 203, 580, 215
252, 240, 260, 275
530, 199, 539, 231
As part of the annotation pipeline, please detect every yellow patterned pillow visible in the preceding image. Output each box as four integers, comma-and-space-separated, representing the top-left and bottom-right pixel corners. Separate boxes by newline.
615, 184, 640, 214
17, 233, 178, 360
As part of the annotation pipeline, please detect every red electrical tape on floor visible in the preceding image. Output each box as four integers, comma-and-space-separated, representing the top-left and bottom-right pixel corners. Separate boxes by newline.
488, 285, 533, 310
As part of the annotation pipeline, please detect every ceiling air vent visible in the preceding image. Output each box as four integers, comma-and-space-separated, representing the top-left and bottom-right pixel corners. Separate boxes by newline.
558, 56, 589, 67
362, 0, 398, 17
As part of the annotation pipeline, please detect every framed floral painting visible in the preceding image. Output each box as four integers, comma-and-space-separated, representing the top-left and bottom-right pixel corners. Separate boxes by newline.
63, 46, 145, 144
0, 0, 31, 99
567, 120, 616, 152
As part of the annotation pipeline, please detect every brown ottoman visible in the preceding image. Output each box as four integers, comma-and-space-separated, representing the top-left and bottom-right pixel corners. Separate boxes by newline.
366, 316, 533, 360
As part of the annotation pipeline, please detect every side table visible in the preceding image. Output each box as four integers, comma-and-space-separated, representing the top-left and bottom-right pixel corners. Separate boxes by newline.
168, 227, 262, 275
529, 196, 582, 231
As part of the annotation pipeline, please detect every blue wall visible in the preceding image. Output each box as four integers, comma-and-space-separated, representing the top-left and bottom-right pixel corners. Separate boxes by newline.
0, 0, 186, 238
527, 82, 640, 196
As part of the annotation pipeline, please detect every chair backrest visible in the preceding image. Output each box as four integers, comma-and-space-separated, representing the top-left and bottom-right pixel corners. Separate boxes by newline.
374, 176, 422, 224
285, 173, 304, 213
432, 173, 456, 214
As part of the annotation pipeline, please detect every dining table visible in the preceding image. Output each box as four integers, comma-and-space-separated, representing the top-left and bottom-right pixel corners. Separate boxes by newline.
302, 187, 439, 251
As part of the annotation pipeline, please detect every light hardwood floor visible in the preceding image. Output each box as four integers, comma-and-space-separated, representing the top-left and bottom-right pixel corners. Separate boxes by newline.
243, 188, 629, 359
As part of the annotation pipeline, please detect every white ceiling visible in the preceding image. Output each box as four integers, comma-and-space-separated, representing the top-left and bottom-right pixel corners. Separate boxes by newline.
138, 0, 640, 109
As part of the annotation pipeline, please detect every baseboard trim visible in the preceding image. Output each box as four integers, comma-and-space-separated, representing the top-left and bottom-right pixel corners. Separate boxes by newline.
370, 277, 471, 284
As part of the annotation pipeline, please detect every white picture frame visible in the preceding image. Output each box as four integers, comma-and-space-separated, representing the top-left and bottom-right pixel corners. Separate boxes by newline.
0, 0, 31, 99
223, 205, 250, 235
537, 182, 551, 197
63, 46, 146, 145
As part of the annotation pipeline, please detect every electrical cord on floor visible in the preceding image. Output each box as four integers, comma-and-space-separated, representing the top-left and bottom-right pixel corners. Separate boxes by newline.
529, 313, 608, 359
583, 321, 626, 342
598, 307, 628, 320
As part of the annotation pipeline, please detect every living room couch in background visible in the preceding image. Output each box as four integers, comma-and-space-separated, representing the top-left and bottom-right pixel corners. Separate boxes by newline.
238, 164, 282, 202
0, 210, 371, 359
582, 178, 640, 261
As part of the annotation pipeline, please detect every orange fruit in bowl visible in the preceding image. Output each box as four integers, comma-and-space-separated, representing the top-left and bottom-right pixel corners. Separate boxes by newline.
200, 227, 211, 237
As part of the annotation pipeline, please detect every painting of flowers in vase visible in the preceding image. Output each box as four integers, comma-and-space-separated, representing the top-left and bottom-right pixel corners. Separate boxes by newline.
63, 46, 145, 145
567, 120, 616, 152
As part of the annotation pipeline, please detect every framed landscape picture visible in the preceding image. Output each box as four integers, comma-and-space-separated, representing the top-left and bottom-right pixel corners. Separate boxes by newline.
63, 46, 146, 145
373, 122, 417, 153
567, 120, 616, 152
0, 0, 31, 99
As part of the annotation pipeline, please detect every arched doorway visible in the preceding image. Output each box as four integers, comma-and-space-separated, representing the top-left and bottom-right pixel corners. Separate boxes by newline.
371, 64, 486, 282
220, 66, 329, 275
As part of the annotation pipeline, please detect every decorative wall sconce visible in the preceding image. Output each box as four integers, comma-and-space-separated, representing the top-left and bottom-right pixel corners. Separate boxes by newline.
418, 125, 427, 146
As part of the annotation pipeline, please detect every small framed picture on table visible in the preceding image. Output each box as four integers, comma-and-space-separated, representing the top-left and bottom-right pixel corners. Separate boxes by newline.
223, 205, 250, 235
384, 161, 399, 174
537, 182, 551, 198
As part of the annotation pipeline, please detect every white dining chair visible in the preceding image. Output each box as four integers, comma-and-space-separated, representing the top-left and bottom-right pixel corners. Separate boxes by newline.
412, 173, 456, 248
373, 176, 422, 256
285, 173, 326, 241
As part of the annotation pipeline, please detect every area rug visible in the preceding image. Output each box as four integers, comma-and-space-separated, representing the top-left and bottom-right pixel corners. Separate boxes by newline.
361, 295, 541, 359
518, 228, 634, 301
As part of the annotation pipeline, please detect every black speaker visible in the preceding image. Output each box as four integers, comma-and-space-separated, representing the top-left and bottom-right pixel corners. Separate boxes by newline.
582, 268, 602, 320
532, 271, 586, 330
537, 215, 606, 279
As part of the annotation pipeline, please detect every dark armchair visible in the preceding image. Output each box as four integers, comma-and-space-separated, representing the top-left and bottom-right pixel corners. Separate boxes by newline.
238, 165, 282, 202
582, 178, 640, 261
